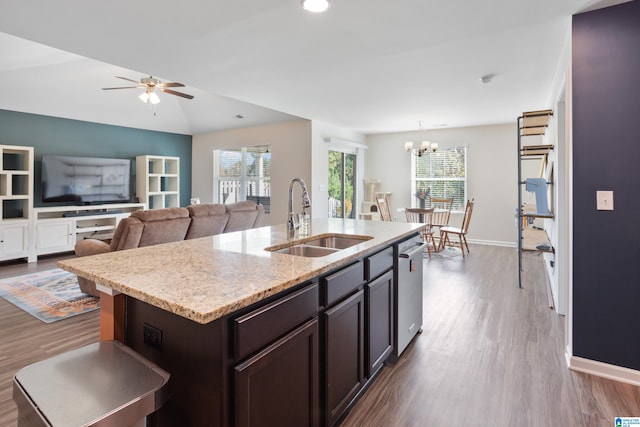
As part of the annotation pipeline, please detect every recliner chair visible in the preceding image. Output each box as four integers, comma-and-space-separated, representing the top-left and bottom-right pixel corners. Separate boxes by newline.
74, 207, 192, 296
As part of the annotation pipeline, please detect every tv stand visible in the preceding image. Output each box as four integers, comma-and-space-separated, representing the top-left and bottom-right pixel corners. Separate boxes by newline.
62, 209, 124, 217
31, 203, 145, 262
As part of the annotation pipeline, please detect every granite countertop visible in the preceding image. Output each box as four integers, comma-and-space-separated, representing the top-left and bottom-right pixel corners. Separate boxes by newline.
59, 218, 422, 324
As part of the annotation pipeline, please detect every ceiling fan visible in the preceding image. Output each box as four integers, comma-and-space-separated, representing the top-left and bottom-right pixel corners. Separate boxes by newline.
102, 76, 194, 104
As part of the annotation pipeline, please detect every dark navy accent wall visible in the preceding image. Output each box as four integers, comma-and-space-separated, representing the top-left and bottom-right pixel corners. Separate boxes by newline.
572, 1, 640, 369
0, 109, 192, 207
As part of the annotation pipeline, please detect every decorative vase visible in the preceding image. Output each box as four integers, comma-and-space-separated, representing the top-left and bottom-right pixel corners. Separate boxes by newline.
419, 198, 426, 208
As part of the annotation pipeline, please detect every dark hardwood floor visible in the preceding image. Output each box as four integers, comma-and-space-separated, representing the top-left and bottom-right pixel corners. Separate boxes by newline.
342, 245, 640, 426
1, 246, 639, 427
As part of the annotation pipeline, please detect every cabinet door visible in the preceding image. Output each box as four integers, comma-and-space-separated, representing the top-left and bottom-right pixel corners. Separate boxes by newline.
36, 220, 75, 254
366, 270, 394, 377
323, 289, 364, 427
235, 319, 319, 427
0, 223, 29, 260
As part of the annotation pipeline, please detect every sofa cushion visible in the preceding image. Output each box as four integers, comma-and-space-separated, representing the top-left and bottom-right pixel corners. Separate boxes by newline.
110, 217, 145, 251
131, 207, 192, 247
185, 204, 229, 239
131, 207, 190, 222
224, 201, 264, 232
109, 207, 191, 250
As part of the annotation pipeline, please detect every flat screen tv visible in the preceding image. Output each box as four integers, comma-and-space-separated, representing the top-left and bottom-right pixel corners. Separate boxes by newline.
41, 155, 131, 204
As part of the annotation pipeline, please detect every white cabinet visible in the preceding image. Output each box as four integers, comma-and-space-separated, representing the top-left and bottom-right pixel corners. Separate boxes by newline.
0, 145, 33, 261
75, 213, 130, 241
0, 222, 30, 261
136, 155, 180, 209
35, 219, 75, 256
32, 203, 145, 261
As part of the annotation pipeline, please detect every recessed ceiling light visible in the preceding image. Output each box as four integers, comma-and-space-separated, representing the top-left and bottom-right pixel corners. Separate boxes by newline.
301, 0, 330, 13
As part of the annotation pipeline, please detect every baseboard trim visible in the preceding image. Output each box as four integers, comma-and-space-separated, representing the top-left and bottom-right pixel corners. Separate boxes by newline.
467, 239, 516, 248
569, 355, 640, 386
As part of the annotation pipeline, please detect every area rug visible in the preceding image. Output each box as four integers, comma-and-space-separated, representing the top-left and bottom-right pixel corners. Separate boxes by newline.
0, 269, 99, 323
427, 246, 463, 259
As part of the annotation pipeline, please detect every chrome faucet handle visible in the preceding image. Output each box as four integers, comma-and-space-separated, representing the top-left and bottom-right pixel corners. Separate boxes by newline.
287, 212, 299, 230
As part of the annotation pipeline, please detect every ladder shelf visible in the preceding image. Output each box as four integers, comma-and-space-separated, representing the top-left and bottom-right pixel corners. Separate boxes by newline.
517, 109, 554, 289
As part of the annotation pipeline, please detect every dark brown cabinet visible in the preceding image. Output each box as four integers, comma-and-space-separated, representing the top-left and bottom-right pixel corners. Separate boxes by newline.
323, 289, 365, 427
365, 246, 394, 377
234, 319, 319, 427
233, 283, 320, 427
366, 269, 393, 377
124, 241, 405, 427
320, 246, 395, 426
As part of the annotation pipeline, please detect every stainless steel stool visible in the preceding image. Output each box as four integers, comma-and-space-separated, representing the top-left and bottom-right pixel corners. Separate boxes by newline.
13, 341, 170, 427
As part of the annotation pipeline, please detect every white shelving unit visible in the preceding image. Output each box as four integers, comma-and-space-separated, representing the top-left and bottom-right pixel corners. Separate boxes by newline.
136, 155, 180, 209
32, 203, 146, 261
0, 145, 33, 261
517, 109, 554, 290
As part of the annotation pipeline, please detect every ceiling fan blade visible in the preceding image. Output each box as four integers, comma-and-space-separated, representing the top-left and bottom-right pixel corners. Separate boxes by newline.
115, 76, 140, 84
158, 82, 185, 88
102, 86, 138, 90
162, 88, 194, 99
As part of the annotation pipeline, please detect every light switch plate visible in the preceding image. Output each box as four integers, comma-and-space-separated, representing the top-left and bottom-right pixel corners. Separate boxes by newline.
596, 190, 614, 211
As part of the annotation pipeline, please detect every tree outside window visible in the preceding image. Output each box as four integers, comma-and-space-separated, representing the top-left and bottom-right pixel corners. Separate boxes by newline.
328, 150, 356, 218
412, 147, 466, 211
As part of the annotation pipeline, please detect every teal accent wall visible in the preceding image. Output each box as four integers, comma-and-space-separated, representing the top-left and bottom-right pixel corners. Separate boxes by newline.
0, 109, 192, 207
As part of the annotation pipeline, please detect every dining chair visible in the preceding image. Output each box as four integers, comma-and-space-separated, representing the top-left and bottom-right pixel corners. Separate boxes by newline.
429, 197, 454, 228
439, 198, 475, 257
375, 193, 393, 221
429, 197, 453, 248
405, 207, 436, 256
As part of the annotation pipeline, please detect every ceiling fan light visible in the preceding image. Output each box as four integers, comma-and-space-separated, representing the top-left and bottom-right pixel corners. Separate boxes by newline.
138, 92, 150, 103
149, 92, 160, 105
302, 0, 329, 13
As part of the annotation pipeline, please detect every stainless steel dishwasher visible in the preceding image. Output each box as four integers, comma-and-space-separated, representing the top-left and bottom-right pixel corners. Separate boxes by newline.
395, 236, 426, 357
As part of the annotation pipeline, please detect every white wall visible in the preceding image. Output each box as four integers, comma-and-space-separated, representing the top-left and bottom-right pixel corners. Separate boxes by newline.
543, 24, 572, 317
366, 123, 517, 246
192, 119, 312, 226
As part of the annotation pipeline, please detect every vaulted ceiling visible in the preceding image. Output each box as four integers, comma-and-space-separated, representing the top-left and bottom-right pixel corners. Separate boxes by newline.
0, 0, 629, 135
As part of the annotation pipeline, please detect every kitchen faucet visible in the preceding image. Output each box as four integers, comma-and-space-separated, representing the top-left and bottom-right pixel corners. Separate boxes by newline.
288, 177, 311, 234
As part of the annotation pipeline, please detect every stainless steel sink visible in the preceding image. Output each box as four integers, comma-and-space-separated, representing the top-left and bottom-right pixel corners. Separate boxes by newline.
272, 245, 339, 257
304, 235, 372, 249
265, 233, 373, 257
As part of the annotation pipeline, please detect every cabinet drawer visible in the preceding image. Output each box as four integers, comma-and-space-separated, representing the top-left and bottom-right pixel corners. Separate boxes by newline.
365, 246, 394, 281
234, 283, 318, 361
321, 261, 364, 307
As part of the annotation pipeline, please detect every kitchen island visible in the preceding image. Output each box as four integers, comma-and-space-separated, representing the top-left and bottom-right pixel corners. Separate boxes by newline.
59, 218, 422, 427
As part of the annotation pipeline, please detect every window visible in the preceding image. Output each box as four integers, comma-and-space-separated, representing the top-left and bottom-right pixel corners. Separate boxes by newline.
213, 145, 271, 213
412, 146, 466, 211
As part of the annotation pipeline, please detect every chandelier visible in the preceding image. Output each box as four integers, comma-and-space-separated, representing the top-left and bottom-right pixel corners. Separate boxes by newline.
404, 121, 438, 157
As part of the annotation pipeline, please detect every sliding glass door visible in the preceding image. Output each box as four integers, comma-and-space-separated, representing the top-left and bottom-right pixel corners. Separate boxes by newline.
328, 150, 356, 218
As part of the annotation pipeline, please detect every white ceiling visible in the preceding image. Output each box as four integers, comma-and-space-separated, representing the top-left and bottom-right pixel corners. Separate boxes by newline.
0, 0, 629, 136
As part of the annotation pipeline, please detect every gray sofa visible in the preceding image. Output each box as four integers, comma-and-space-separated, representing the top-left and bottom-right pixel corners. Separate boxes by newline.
75, 201, 264, 296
